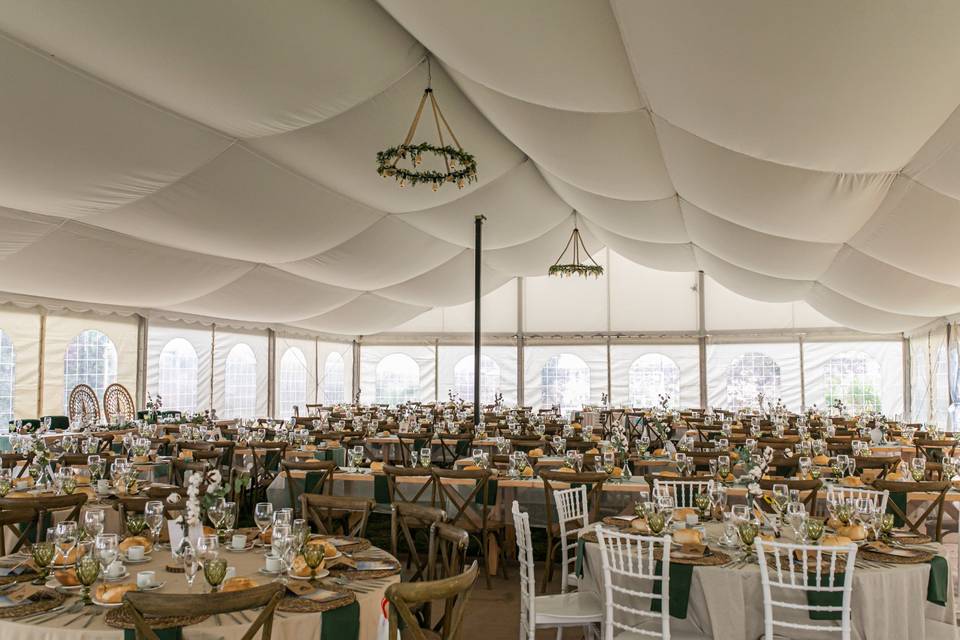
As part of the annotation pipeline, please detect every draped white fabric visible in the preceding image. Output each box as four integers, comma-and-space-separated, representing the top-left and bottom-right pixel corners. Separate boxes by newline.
0, 2, 958, 334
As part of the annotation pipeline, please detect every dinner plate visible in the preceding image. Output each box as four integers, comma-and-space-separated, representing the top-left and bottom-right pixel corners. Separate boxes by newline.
103, 569, 131, 581
289, 569, 329, 580
120, 554, 151, 564
91, 596, 125, 608
136, 581, 166, 592
225, 543, 255, 553
45, 578, 82, 591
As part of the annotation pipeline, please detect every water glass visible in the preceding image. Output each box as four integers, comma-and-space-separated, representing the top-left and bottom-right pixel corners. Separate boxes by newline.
203, 555, 228, 592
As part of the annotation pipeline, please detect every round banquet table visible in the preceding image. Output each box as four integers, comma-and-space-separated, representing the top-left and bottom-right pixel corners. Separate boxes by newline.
579, 523, 956, 640
0, 542, 397, 640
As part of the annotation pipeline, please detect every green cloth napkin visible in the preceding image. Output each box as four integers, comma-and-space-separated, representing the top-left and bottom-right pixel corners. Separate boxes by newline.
886, 492, 907, 528
806, 572, 844, 620
304, 470, 325, 495
650, 561, 694, 619
125, 628, 181, 640
322, 601, 360, 640
475, 478, 497, 506
373, 474, 390, 505
575, 537, 586, 578
927, 555, 949, 606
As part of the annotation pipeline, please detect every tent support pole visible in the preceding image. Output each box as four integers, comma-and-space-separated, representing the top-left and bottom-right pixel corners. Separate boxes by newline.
136, 315, 148, 409
267, 329, 276, 418
697, 271, 707, 409
798, 335, 806, 411
517, 277, 524, 407
474, 214, 485, 424
903, 335, 912, 419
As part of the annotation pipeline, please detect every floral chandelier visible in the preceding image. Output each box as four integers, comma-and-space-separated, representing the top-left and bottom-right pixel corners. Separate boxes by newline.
549, 225, 603, 278
376, 57, 478, 191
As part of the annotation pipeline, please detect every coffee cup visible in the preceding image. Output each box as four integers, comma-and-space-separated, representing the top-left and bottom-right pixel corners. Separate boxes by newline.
107, 561, 125, 577
231, 534, 247, 550
264, 555, 281, 573
136, 571, 155, 589
126, 545, 145, 561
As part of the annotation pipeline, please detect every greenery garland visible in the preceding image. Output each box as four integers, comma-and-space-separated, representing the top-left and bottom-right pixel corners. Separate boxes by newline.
377, 142, 478, 190
548, 264, 604, 278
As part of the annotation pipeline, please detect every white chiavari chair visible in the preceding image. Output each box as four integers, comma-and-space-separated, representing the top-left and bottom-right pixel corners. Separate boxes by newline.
595, 527, 710, 639
825, 485, 888, 515
653, 478, 714, 509
555, 485, 590, 593
755, 538, 856, 639
512, 501, 601, 640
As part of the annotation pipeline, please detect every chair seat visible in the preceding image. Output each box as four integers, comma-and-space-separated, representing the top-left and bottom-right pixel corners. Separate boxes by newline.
924, 620, 958, 640
614, 629, 711, 640
534, 591, 602, 625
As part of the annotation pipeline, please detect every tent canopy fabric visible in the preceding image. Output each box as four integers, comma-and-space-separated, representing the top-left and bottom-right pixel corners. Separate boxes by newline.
0, 1, 958, 336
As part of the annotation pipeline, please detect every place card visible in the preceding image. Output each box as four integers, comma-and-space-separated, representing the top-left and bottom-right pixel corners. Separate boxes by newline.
354, 561, 396, 572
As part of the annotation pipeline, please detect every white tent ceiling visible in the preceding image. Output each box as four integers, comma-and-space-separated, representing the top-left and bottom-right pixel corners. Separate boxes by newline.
0, 1, 959, 336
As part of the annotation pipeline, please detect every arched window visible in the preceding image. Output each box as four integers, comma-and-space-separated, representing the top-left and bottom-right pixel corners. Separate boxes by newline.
628, 354, 680, 408
453, 355, 500, 404
0, 330, 14, 425
323, 352, 345, 404
278, 348, 307, 417
63, 329, 117, 410
825, 351, 881, 414
540, 354, 590, 414
375, 354, 419, 407
224, 343, 257, 419
158, 338, 198, 413
726, 351, 780, 409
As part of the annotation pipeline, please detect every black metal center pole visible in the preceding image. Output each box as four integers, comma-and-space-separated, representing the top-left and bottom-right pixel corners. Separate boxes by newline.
474, 214, 485, 426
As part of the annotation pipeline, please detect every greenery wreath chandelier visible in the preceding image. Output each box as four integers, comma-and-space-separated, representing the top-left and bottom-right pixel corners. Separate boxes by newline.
376, 57, 478, 191
549, 224, 604, 278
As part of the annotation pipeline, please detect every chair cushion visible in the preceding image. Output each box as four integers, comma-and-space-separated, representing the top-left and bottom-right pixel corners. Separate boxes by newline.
535, 591, 603, 624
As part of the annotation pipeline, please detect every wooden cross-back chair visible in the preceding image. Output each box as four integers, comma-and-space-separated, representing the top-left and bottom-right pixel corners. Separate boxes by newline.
247, 441, 288, 500
172, 459, 215, 487
383, 464, 436, 506
281, 459, 336, 517
102, 383, 135, 424
68, 383, 100, 425
391, 503, 446, 583
395, 432, 430, 466
757, 478, 823, 515
124, 582, 285, 640
872, 479, 951, 541
301, 493, 375, 538
431, 467, 507, 588
436, 434, 473, 469
386, 562, 479, 640
0, 506, 37, 555
0, 493, 87, 552
539, 469, 608, 591
853, 455, 899, 481
1, 453, 33, 479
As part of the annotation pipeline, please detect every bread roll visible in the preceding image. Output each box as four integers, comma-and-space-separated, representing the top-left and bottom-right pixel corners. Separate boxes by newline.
839, 476, 864, 487
463, 465, 482, 471
673, 507, 697, 521
369, 461, 384, 473
291, 554, 326, 577
222, 577, 258, 592
306, 539, 339, 558
836, 524, 866, 541
54, 568, 79, 586
586, 448, 599, 455
95, 582, 137, 604
813, 455, 830, 465
521, 466, 534, 478
672, 528, 702, 545
528, 448, 544, 457
556, 467, 575, 473
53, 546, 81, 565
119, 535, 153, 554
629, 518, 650, 533
821, 534, 853, 547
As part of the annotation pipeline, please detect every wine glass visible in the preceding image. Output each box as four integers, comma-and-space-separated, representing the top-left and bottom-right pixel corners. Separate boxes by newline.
419, 447, 431, 467
223, 501, 238, 534
675, 453, 688, 477
75, 553, 100, 605
29, 541, 55, 585
202, 554, 228, 592
785, 502, 807, 541
291, 519, 309, 553
54, 521, 78, 566
144, 500, 165, 545
207, 498, 226, 534
303, 542, 325, 582
196, 534, 219, 569
409, 450, 419, 468
181, 543, 199, 591
254, 502, 273, 549
771, 484, 789, 515
83, 509, 105, 539
911, 456, 927, 481
94, 533, 118, 575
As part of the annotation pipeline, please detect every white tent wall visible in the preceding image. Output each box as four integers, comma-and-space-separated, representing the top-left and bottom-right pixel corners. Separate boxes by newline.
909, 326, 951, 427
610, 344, 699, 408
317, 340, 354, 406
0, 305, 40, 421
211, 328, 268, 420
274, 334, 316, 418
524, 251, 609, 332
803, 340, 904, 418
146, 319, 213, 415
705, 341, 803, 412
42, 311, 137, 416
437, 345, 518, 405
523, 344, 608, 412
359, 345, 436, 405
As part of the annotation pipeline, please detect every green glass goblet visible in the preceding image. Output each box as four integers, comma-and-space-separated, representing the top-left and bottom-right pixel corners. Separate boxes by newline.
0, 477, 11, 497
203, 557, 228, 592
62, 477, 77, 495
647, 511, 666, 535
694, 493, 711, 520
737, 521, 759, 555
126, 515, 147, 537
30, 541, 55, 585
880, 513, 895, 536
75, 555, 100, 605
805, 518, 825, 543
303, 543, 325, 582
